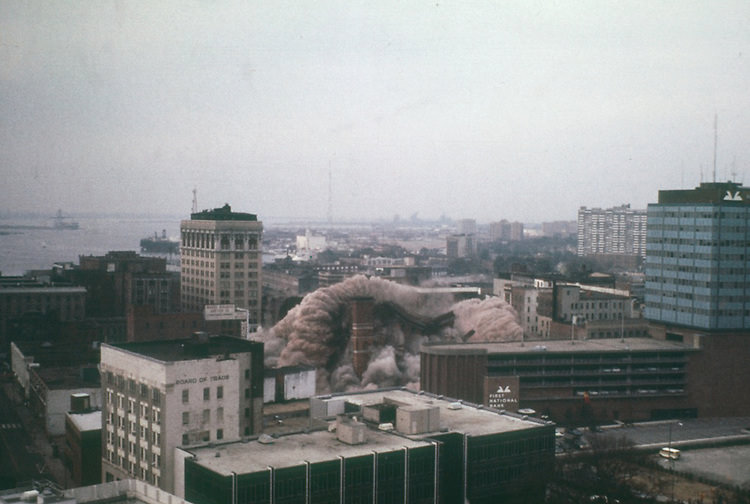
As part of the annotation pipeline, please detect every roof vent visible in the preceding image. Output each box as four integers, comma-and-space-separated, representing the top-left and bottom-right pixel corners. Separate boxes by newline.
378, 423, 394, 431
258, 434, 275, 444
448, 402, 462, 410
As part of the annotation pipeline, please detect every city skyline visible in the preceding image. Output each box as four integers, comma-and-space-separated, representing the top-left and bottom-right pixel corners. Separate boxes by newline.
3, 2, 750, 222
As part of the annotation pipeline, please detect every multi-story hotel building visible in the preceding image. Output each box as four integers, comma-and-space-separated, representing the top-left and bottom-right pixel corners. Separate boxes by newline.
645, 181, 750, 330
180, 204, 263, 330
100, 334, 264, 493
577, 204, 647, 258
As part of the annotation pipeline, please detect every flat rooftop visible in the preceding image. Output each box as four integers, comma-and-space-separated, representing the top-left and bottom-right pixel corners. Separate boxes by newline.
68, 410, 102, 432
422, 337, 694, 356
187, 389, 548, 475
106, 335, 262, 363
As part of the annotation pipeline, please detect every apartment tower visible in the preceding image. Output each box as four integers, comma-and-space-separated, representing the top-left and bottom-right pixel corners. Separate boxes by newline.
577, 204, 647, 258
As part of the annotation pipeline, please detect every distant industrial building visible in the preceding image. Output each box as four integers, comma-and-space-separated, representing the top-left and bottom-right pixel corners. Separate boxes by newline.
457, 218, 477, 235
180, 204, 263, 331
175, 389, 554, 504
100, 334, 264, 492
446, 234, 476, 259
489, 220, 524, 242
577, 204, 647, 258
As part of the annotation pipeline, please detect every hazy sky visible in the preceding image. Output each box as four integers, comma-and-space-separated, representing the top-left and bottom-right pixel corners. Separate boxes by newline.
2, 1, 750, 223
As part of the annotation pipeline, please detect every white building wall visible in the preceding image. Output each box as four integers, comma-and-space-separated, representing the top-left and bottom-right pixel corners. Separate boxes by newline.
264, 376, 275, 403
284, 370, 316, 400
100, 344, 256, 494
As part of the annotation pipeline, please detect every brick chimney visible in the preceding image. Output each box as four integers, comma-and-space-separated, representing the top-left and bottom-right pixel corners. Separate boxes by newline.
351, 297, 374, 378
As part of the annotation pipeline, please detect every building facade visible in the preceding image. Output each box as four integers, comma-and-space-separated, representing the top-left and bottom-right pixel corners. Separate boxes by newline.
176, 389, 554, 504
180, 205, 263, 330
577, 204, 647, 258
422, 339, 698, 424
99, 334, 264, 492
645, 181, 750, 330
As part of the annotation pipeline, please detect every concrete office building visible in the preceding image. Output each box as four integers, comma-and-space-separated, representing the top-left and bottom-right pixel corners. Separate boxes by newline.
577, 204, 647, 258
180, 205, 263, 331
99, 334, 264, 492
175, 389, 554, 504
422, 338, 698, 423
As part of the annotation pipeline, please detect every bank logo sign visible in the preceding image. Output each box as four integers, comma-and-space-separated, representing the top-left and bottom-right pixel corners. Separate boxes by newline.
724, 191, 743, 201
485, 376, 520, 412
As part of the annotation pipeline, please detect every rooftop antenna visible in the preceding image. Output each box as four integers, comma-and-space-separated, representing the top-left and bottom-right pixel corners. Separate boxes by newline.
192, 188, 198, 214
713, 113, 718, 183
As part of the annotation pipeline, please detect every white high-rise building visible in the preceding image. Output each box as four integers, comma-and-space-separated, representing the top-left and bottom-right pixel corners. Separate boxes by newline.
100, 334, 264, 492
577, 204, 646, 257
180, 204, 263, 330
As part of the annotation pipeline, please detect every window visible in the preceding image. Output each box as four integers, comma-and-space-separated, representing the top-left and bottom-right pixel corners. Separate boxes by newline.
202, 409, 210, 423
182, 434, 189, 445
245, 388, 250, 398
217, 407, 224, 422
203, 387, 210, 401
217, 429, 223, 440
244, 407, 250, 418
245, 369, 250, 380
182, 390, 189, 403
217, 386, 223, 399
182, 412, 189, 425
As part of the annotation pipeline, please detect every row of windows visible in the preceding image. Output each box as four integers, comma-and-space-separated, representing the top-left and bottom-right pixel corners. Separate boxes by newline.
106, 373, 161, 405
182, 408, 225, 425
649, 209, 749, 218
182, 386, 224, 403
646, 250, 747, 261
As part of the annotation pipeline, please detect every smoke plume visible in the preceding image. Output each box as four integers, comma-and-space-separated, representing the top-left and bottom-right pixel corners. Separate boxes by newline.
259, 275, 521, 393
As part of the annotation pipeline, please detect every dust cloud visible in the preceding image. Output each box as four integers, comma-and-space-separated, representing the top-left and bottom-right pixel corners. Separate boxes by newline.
259, 275, 521, 393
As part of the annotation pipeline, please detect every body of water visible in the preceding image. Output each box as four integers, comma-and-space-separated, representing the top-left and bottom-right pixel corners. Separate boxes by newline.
0, 215, 182, 276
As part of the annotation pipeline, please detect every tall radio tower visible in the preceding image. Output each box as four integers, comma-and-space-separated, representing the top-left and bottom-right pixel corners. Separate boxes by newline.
713, 114, 718, 183
192, 188, 198, 214
327, 166, 332, 225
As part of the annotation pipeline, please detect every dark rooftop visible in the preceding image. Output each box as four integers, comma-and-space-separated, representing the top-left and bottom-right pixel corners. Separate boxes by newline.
191, 204, 257, 221
109, 334, 263, 362
657, 181, 750, 205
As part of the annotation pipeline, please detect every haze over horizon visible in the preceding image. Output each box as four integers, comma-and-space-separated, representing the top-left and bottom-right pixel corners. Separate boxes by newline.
2, 1, 750, 223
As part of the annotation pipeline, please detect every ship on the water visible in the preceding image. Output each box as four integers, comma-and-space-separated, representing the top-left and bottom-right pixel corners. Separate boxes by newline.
140, 229, 179, 254
52, 209, 79, 230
